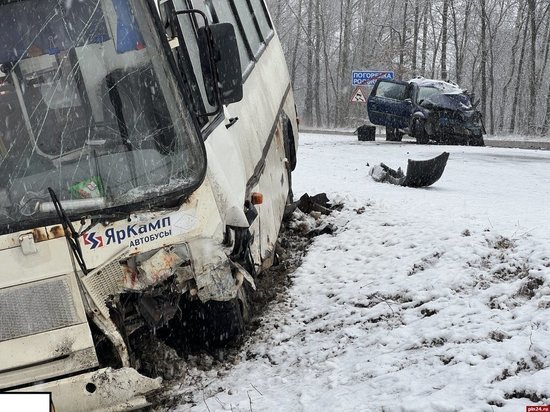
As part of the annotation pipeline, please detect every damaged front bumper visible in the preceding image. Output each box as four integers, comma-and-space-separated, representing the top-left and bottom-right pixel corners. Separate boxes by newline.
370, 152, 450, 188
430, 111, 484, 139
436, 124, 483, 139
11, 367, 161, 412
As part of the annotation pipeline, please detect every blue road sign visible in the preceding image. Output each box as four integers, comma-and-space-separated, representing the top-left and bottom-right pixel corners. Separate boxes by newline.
352, 71, 395, 86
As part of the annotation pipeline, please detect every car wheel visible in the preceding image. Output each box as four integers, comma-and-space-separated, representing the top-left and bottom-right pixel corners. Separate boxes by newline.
395, 130, 404, 141
414, 119, 429, 144
386, 126, 402, 142
386, 126, 395, 141
468, 134, 485, 147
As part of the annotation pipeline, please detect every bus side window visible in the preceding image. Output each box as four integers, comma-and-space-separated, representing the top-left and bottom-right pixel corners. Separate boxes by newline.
209, 1, 253, 75
249, 0, 273, 41
231, 0, 262, 56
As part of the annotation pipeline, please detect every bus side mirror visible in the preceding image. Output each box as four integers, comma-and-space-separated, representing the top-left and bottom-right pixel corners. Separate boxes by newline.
197, 23, 243, 106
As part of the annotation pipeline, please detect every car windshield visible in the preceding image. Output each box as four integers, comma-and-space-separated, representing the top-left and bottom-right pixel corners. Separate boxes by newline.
417, 86, 441, 103
417, 86, 472, 110
0, 0, 205, 233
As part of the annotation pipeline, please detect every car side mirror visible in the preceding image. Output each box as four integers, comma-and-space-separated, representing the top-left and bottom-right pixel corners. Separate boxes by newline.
197, 23, 243, 106
404, 98, 412, 104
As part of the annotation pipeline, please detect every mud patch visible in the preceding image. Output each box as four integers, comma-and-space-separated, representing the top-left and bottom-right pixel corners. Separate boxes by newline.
246, 209, 326, 331
489, 235, 515, 250
488, 330, 510, 342
504, 390, 549, 403
408, 251, 444, 276
247, 194, 342, 330
492, 356, 545, 383
516, 276, 544, 299
420, 308, 438, 317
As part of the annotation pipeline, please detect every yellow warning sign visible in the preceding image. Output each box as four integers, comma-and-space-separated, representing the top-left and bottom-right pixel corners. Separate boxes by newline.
350, 86, 367, 103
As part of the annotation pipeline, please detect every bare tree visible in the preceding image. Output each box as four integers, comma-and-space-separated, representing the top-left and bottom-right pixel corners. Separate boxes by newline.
450, 0, 473, 85
303, 0, 315, 125
480, 0, 488, 127
421, 1, 429, 75
498, 3, 526, 132
440, 0, 449, 79
527, 0, 537, 133
412, 0, 421, 75
509, 20, 529, 133
336, 0, 353, 126
398, 0, 409, 79
289, 0, 304, 85
543, 82, 550, 135
313, 0, 322, 126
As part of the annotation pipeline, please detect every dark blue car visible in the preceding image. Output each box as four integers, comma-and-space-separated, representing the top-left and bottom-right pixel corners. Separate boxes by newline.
367, 78, 485, 146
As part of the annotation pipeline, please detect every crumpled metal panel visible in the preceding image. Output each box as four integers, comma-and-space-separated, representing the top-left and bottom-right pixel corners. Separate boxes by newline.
121, 245, 191, 291
195, 259, 238, 302
138, 248, 184, 286
187, 238, 238, 301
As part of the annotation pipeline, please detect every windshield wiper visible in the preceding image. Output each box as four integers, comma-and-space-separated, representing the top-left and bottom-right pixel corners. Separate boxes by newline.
106, 73, 138, 188
78, 209, 132, 236
48, 187, 88, 275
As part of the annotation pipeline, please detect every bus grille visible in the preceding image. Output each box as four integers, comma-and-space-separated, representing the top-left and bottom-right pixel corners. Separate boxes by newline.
82, 261, 125, 318
0, 277, 80, 342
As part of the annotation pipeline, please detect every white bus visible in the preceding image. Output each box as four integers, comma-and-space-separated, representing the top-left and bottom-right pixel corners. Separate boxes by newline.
0, 0, 298, 409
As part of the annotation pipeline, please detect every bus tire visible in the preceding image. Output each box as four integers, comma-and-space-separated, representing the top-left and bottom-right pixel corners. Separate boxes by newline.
172, 298, 244, 350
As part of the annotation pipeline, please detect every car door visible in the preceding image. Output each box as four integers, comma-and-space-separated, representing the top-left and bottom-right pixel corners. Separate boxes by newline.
367, 79, 412, 129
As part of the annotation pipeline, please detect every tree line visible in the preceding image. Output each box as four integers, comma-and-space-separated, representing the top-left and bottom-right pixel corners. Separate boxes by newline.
266, 0, 550, 136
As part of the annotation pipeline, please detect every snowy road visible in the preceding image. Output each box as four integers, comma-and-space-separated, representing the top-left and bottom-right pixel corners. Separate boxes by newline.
176, 133, 550, 412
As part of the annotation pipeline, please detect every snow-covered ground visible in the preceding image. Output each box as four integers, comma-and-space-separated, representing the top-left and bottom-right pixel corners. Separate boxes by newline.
176, 133, 550, 412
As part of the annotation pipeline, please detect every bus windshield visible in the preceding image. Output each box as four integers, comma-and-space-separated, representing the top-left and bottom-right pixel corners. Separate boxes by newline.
0, 0, 205, 232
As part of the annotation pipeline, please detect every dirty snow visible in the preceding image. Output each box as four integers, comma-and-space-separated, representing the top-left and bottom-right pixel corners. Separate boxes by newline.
173, 134, 550, 412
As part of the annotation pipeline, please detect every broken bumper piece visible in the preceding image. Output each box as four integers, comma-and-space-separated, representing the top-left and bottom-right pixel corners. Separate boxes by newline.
370, 152, 449, 188
12, 367, 161, 412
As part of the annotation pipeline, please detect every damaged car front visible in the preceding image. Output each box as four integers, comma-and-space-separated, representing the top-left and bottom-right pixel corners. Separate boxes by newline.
367, 78, 486, 146
410, 79, 486, 146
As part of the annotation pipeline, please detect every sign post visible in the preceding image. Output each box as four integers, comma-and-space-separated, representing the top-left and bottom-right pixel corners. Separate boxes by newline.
352, 70, 395, 87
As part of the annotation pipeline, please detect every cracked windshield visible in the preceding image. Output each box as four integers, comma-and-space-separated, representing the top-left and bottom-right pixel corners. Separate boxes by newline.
0, 0, 205, 231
